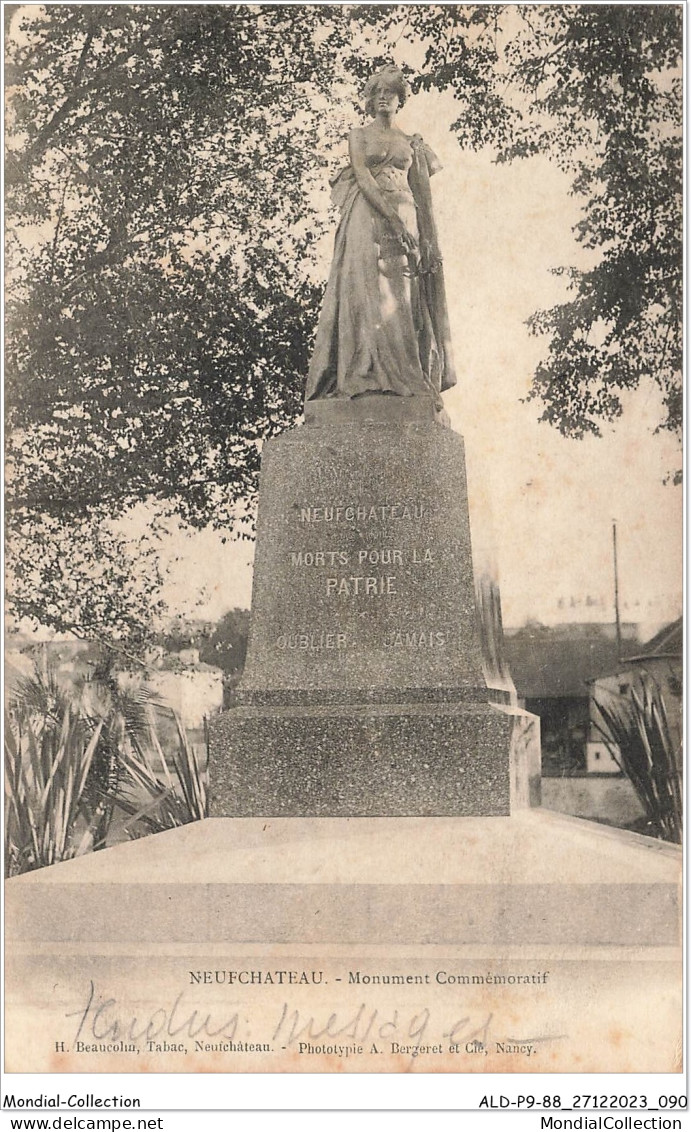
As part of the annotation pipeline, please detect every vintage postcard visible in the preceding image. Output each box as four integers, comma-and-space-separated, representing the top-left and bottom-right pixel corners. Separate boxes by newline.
4, 1, 683, 1084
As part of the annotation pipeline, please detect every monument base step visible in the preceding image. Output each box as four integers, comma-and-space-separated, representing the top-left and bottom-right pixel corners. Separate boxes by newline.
5, 809, 680, 1074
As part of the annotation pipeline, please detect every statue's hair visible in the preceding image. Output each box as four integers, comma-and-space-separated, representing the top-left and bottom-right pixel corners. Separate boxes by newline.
363, 65, 410, 117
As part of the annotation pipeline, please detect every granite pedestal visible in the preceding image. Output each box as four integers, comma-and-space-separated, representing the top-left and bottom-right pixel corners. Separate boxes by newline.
209, 396, 531, 817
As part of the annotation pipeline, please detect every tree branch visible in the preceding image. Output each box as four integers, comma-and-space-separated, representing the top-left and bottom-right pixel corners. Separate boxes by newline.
49, 174, 71, 283
23, 43, 147, 165
72, 25, 95, 86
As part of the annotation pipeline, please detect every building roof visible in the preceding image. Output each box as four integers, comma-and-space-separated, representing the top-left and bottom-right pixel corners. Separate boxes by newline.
504, 622, 639, 700
587, 617, 683, 678
627, 616, 682, 661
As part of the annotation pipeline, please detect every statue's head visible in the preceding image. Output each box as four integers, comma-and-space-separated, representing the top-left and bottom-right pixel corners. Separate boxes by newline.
363, 65, 410, 117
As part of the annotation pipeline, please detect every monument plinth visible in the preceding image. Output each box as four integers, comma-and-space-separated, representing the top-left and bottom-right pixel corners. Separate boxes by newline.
207, 63, 538, 817
208, 396, 529, 817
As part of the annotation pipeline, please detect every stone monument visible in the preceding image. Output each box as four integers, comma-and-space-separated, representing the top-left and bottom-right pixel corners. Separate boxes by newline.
5, 65, 680, 1079
208, 65, 536, 817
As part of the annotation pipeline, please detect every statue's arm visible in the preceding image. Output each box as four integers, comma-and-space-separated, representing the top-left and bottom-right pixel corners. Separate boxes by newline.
348, 130, 416, 251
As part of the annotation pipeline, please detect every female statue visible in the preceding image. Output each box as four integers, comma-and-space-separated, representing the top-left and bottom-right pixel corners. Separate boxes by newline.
305, 65, 457, 407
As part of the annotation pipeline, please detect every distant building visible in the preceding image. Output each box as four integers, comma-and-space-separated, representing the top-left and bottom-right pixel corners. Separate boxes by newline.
150, 646, 224, 730
504, 622, 639, 777
5, 634, 224, 733
4, 637, 94, 698
589, 618, 682, 762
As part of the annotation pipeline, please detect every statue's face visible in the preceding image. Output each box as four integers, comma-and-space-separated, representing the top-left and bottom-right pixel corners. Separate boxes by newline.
373, 79, 400, 115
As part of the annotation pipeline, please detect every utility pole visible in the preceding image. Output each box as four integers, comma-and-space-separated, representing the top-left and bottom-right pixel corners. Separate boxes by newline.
612, 519, 622, 659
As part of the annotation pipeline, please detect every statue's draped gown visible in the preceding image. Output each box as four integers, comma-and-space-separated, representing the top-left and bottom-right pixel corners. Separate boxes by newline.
305, 130, 457, 404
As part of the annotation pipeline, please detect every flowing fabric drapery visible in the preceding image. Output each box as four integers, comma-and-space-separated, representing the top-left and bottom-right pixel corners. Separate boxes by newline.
305, 136, 457, 404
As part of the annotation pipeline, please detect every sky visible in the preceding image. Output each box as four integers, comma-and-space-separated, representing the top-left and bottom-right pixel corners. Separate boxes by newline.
157, 85, 682, 637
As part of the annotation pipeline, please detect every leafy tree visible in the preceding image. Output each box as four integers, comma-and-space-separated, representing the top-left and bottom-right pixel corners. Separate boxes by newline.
199, 607, 250, 676
6, 510, 166, 651
5, 4, 361, 647
6, 4, 682, 648
406, 4, 682, 447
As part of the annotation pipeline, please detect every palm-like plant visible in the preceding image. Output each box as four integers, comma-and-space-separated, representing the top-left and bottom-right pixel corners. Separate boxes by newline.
592, 670, 682, 843
5, 689, 104, 875
70, 652, 157, 849
113, 709, 208, 837
5, 651, 208, 876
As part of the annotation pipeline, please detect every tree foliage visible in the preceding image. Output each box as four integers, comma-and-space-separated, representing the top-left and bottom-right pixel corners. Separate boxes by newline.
6, 4, 360, 644
407, 4, 682, 443
199, 607, 250, 676
5, 4, 682, 646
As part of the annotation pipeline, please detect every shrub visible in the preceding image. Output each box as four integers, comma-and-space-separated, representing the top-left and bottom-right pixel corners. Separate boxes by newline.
592, 671, 682, 843
4, 657, 208, 876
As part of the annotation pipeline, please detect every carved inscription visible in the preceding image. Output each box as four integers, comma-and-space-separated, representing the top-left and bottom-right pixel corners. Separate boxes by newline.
290, 548, 434, 586
384, 631, 447, 648
291, 551, 348, 567
300, 503, 425, 524
276, 501, 446, 652
277, 633, 347, 650
326, 576, 396, 597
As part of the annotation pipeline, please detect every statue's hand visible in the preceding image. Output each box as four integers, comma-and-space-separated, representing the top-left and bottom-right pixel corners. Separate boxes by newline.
400, 229, 418, 255
390, 214, 418, 254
